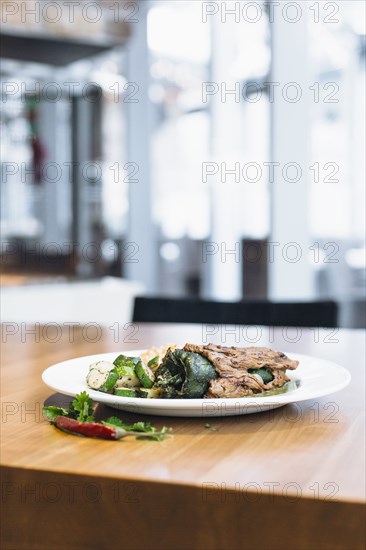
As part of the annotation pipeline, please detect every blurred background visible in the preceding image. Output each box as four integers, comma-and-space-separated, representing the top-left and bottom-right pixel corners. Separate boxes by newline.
1, 0, 365, 326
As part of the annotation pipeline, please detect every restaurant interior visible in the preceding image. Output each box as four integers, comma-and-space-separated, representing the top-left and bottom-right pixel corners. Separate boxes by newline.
1, 2, 365, 550
1, 0, 365, 327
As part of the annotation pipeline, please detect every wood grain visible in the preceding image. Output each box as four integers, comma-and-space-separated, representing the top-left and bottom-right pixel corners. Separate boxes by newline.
1, 323, 365, 550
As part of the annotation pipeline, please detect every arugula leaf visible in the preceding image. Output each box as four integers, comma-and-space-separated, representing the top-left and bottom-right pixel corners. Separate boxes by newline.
69, 391, 94, 422
42, 406, 68, 423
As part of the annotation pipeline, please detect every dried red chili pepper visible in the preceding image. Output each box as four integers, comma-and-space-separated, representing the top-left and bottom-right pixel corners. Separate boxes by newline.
54, 416, 126, 440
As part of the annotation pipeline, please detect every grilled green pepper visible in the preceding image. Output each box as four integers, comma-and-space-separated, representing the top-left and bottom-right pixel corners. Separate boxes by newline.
248, 367, 274, 384
155, 349, 217, 398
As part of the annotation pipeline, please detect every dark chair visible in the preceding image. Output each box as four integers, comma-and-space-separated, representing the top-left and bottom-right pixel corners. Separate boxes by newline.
133, 297, 338, 328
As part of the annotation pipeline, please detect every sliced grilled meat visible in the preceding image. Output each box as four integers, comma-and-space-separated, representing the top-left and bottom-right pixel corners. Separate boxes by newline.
183, 344, 298, 373
183, 344, 299, 397
206, 378, 254, 399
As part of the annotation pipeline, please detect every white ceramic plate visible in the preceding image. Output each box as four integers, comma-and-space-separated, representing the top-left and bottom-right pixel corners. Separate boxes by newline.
42, 350, 351, 417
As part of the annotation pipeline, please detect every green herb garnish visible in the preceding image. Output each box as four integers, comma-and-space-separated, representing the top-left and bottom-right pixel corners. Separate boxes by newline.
136, 426, 169, 441
43, 393, 171, 441
42, 406, 68, 422
43, 391, 94, 423
204, 423, 218, 432
69, 391, 94, 422
103, 417, 170, 441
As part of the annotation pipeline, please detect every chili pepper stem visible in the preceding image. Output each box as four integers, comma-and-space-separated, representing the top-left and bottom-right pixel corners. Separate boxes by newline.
123, 431, 170, 437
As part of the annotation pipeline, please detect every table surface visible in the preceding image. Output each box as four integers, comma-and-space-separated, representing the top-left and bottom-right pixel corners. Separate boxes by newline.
1, 323, 365, 550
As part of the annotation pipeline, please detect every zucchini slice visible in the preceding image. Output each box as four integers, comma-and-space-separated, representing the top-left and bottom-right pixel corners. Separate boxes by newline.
113, 355, 141, 387
135, 361, 155, 388
88, 361, 115, 373
147, 356, 159, 368
114, 387, 139, 398
113, 354, 140, 371
98, 370, 119, 393
87, 368, 119, 393
86, 368, 109, 390
139, 388, 163, 399
115, 372, 140, 388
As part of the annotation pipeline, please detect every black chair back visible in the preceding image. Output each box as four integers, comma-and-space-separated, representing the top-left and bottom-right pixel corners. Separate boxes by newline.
133, 297, 338, 328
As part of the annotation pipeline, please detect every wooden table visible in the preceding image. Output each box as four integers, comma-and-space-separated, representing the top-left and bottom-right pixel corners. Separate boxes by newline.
1, 323, 365, 550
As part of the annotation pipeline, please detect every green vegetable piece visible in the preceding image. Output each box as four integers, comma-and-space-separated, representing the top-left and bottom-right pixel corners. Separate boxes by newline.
43, 397, 172, 441
248, 367, 274, 384
114, 365, 135, 378
103, 417, 152, 432
86, 368, 109, 390
98, 371, 119, 393
42, 406, 68, 423
113, 354, 140, 372
103, 417, 170, 440
155, 349, 218, 399
258, 380, 298, 396
135, 361, 155, 388
103, 416, 124, 428
129, 422, 153, 432
139, 388, 163, 399
147, 356, 159, 367
114, 387, 139, 398
113, 356, 141, 387
69, 391, 95, 422
204, 423, 218, 432
114, 368, 140, 388
136, 426, 169, 441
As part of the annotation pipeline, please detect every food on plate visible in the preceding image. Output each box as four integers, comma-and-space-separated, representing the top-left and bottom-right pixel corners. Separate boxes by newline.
86, 344, 299, 399
183, 344, 298, 398
140, 344, 176, 370
42, 391, 170, 441
154, 348, 218, 398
